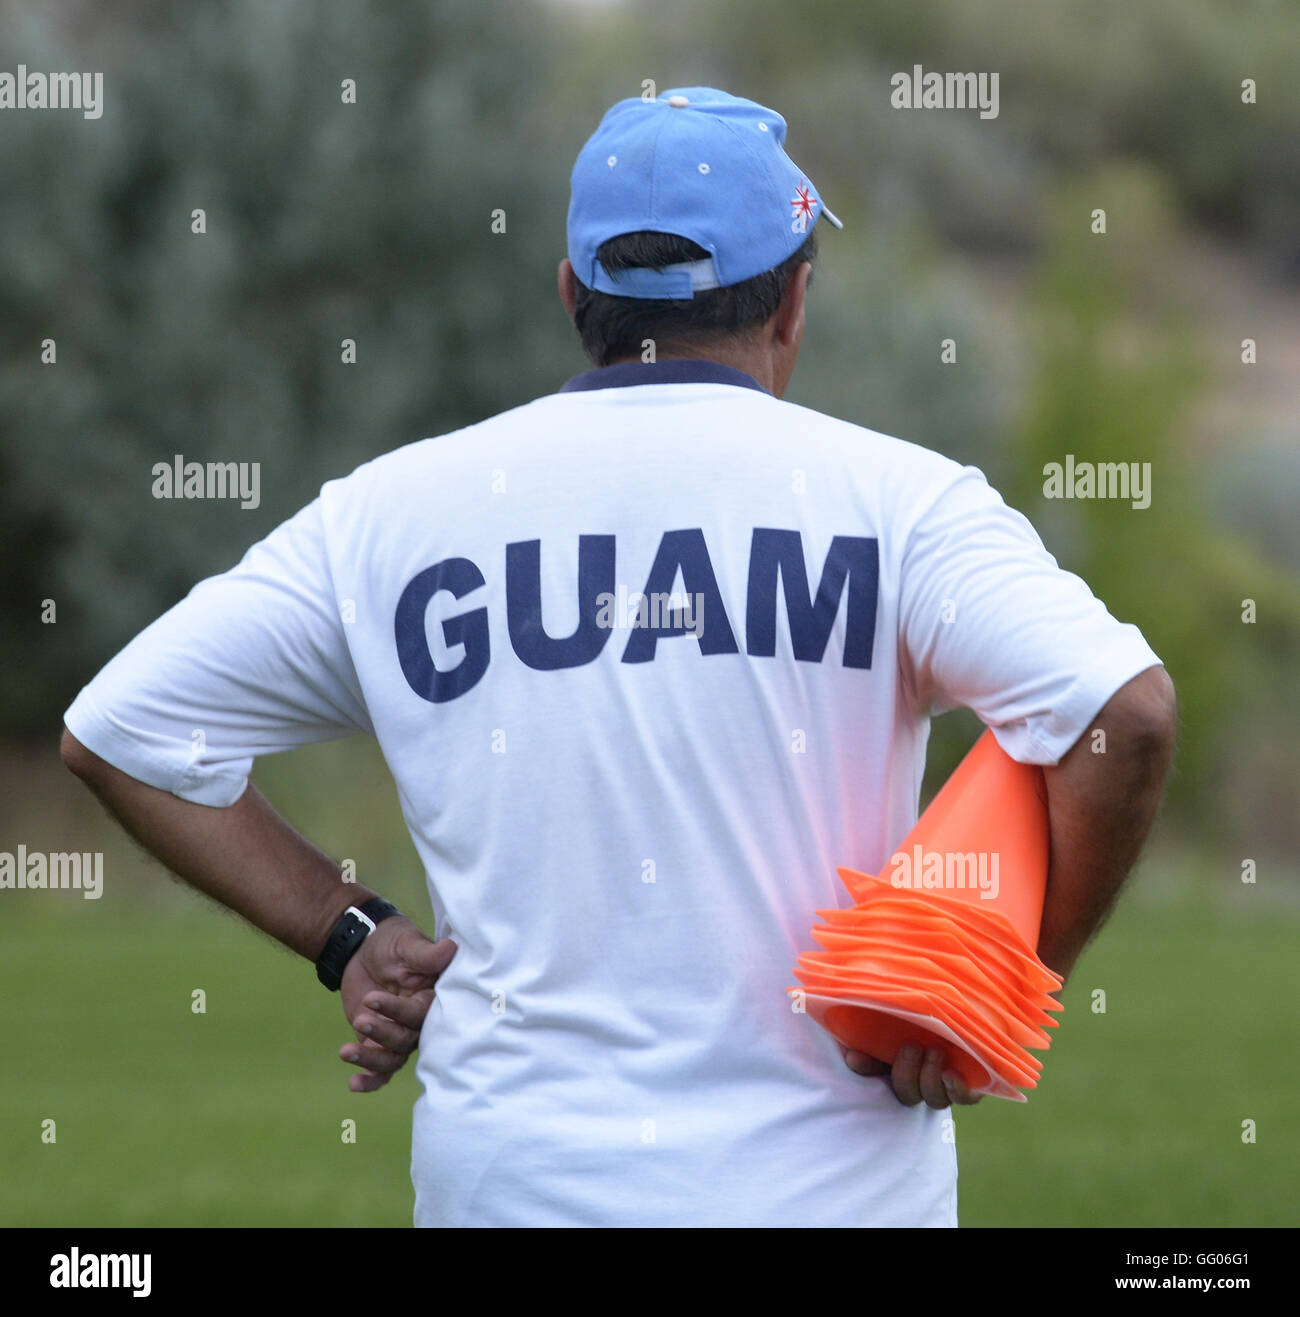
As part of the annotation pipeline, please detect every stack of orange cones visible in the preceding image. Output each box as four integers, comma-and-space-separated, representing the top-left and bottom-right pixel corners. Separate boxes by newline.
789, 730, 1065, 1102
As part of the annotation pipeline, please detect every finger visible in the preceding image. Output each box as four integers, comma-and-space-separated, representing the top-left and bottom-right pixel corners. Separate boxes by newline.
348, 1069, 390, 1094
889, 1043, 924, 1106
398, 933, 457, 980
919, 1047, 951, 1109
842, 1048, 890, 1077
339, 1037, 408, 1077
352, 1010, 420, 1055
362, 989, 435, 1032
942, 1069, 983, 1106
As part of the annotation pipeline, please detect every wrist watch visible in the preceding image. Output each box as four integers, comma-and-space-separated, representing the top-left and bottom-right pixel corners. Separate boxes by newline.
315, 897, 402, 991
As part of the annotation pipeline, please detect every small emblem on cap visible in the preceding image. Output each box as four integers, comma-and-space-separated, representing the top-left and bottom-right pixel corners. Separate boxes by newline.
667, 95, 690, 107
790, 179, 817, 234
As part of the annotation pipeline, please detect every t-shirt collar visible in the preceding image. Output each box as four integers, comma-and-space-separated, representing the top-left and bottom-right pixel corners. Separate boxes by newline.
559, 358, 771, 396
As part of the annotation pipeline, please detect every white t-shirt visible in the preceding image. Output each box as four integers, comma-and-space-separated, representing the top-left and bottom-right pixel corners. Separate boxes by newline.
64, 359, 1161, 1227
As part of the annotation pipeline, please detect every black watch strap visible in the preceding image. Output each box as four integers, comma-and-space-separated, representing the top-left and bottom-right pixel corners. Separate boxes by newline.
315, 897, 402, 991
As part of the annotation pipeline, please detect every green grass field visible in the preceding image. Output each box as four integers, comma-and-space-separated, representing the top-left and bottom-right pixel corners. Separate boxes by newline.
5, 889, 1296, 1227
4, 739, 1296, 1226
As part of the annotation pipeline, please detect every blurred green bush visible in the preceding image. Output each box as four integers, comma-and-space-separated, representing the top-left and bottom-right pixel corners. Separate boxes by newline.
0, 0, 579, 733
3, 0, 1296, 862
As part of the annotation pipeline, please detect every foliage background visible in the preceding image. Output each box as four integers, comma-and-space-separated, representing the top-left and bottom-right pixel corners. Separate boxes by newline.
1, 0, 1296, 1226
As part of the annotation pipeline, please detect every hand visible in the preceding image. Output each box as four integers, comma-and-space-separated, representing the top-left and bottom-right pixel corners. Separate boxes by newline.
338, 916, 457, 1093
839, 1043, 983, 1109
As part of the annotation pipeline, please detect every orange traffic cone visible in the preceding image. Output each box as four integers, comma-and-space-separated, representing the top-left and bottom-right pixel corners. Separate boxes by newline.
789, 729, 1064, 1102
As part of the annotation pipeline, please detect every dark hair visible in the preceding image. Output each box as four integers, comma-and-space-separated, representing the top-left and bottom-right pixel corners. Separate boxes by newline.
571, 228, 818, 367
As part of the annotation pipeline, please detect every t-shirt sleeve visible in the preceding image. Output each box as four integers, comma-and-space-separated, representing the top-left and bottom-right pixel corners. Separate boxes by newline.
898, 465, 1163, 765
62, 497, 372, 806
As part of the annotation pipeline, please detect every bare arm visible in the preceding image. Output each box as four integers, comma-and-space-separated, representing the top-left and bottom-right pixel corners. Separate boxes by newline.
847, 663, 1176, 1106
60, 727, 456, 1091
60, 726, 370, 958
1036, 664, 1177, 983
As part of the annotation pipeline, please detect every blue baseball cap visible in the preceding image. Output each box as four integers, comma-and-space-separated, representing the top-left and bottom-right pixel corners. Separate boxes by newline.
567, 86, 842, 300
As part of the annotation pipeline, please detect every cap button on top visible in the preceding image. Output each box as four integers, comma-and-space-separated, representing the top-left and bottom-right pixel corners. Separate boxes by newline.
667, 95, 690, 107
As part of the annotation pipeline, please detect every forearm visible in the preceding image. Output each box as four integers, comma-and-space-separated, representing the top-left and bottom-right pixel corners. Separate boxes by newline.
61, 728, 374, 961
1035, 666, 1177, 983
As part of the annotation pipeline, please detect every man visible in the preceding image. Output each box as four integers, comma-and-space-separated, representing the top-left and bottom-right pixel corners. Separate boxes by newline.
62, 87, 1175, 1227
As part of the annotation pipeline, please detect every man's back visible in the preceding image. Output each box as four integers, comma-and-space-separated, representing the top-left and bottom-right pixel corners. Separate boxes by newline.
352, 368, 954, 1225
303, 362, 1152, 1224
